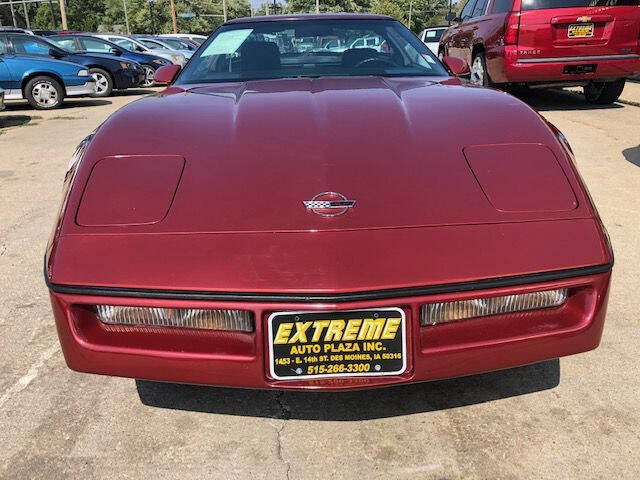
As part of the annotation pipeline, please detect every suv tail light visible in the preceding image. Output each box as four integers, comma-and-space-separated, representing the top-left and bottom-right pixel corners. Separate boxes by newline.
505, 12, 521, 45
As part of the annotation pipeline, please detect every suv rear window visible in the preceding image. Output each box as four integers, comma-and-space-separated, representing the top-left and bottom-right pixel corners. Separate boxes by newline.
521, 0, 638, 10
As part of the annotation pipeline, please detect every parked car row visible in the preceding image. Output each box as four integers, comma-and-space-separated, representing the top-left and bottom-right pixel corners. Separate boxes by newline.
418, 0, 640, 104
0, 29, 207, 109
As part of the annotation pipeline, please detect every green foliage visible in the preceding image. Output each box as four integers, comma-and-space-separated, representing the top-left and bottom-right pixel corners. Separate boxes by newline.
286, 0, 372, 14
5, 0, 449, 34
67, 0, 107, 31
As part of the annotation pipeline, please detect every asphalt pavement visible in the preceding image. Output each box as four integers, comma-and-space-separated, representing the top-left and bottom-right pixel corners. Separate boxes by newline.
1, 85, 639, 479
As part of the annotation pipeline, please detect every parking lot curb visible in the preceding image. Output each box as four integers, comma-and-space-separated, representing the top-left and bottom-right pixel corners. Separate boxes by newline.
619, 99, 640, 108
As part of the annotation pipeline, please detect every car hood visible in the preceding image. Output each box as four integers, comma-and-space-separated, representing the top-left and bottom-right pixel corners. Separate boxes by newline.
70, 76, 593, 235
14, 54, 87, 70
50, 76, 610, 292
64, 52, 123, 65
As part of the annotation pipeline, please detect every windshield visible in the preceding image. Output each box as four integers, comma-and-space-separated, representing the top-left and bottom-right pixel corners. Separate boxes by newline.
521, 0, 638, 9
176, 19, 447, 85
140, 39, 166, 49
424, 29, 445, 42
112, 38, 143, 51
160, 38, 193, 50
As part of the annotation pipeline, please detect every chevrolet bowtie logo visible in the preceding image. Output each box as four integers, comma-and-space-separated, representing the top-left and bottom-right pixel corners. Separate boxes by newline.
577, 16, 592, 22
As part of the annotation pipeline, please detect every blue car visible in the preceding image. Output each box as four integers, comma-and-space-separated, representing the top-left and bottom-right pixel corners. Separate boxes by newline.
48, 34, 172, 87
0, 33, 144, 98
0, 47, 95, 109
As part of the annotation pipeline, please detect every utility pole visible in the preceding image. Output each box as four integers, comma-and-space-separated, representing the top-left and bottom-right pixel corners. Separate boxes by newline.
22, 1, 30, 28
222, 0, 227, 22
269, 0, 281, 15
123, 0, 131, 34
148, 0, 155, 34
316, 0, 319, 14
170, 0, 177, 33
408, 1, 413, 31
59, 0, 68, 30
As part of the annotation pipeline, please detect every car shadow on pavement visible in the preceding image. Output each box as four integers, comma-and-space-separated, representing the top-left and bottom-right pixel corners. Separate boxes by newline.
622, 146, 640, 167
136, 359, 560, 421
511, 87, 624, 112
0, 115, 38, 128
114, 89, 156, 96
1, 99, 111, 112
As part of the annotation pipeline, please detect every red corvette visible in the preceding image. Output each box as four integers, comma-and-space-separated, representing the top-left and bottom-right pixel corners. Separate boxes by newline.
45, 15, 613, 391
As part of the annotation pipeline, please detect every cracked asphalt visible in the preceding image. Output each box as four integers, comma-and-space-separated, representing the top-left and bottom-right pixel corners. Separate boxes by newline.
1, 84, 639, 479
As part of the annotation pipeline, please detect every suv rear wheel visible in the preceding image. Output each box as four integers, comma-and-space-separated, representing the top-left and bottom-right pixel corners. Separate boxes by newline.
584, 79, 626, 105
470, 52, 489, 87
24, 76, 64, 110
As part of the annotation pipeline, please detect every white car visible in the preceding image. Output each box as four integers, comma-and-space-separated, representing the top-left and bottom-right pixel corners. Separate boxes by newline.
161, 33, 208, 45
419, 27, 448, 55
94, 34, 186, 66
136, 37, 194, 60
326, 35, 386, 53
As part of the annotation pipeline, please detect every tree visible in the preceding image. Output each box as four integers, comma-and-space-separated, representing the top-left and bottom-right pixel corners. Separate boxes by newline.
286, 0, 372, 14
18, 0, 446, 34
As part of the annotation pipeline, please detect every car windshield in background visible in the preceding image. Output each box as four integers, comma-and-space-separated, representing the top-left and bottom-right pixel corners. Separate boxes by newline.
177, 19, 447, 85
425, 29, 445, 42
161, 38, 193, 50
521, 0, 638, 9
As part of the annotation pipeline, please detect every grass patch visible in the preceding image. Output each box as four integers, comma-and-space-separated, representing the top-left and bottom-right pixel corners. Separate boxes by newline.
50, 115, 86, 120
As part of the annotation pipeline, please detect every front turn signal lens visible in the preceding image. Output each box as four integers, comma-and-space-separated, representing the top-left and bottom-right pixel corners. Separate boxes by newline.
95, 305, 254, 332
421, 288, 568, 326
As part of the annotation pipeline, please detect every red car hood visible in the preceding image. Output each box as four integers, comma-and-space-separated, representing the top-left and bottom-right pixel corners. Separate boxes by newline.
70, 76, 593, 233
48, 76, 611, 293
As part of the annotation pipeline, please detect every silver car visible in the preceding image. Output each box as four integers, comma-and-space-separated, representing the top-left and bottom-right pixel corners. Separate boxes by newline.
94, 34, 186, 66
135, 37, 194, 60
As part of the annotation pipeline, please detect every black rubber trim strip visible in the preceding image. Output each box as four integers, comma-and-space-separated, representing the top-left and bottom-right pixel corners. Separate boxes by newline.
45, 261, 613, 303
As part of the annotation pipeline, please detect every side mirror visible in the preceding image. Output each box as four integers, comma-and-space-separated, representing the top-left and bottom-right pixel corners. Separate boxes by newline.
136, 46, 146, 52
442, 56, 470, 77
48, 48, 63, 58
445, 12, 461, 23
154, 64, 181, 84
112, 48, 124, 56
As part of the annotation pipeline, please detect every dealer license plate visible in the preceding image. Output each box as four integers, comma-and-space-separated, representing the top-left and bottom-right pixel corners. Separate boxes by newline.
268, 308, 407, 380
568, 23, 594, 38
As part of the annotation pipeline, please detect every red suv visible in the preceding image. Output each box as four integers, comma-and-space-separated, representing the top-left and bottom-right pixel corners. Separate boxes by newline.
440, 0, 640, 104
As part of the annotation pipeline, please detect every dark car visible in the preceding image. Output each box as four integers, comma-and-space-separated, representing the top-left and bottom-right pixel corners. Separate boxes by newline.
49, 34, 172, 87
2, 33, 144, 97
440, 0, 640, 104
46, 15, 612, 392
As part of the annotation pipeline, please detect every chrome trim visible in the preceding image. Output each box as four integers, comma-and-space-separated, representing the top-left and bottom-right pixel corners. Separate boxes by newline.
65, 81, 96, 96
517, 54, 640, 64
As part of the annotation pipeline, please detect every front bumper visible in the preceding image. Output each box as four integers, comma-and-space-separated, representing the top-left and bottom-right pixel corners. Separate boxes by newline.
493, 47, 640, 84
114, 67, 146, 89
49, 268, 611, 391
66, 81, 97, 97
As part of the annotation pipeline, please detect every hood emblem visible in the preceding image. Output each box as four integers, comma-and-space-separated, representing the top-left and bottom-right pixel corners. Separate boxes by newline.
303, 192, 356, 217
